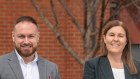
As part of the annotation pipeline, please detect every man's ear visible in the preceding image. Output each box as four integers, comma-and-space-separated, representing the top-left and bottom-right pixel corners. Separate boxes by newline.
12, 31, 15, 42
37, 32, 40, 42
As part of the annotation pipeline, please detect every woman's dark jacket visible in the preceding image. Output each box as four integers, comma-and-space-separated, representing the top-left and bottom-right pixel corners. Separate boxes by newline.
83, 56, 140, 79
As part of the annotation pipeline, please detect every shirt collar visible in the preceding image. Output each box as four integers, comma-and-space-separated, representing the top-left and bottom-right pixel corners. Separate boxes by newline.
15, 49, 38, 64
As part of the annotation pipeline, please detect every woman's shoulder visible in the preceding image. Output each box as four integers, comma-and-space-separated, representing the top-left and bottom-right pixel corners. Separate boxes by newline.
87, 55, 107, 62
84, 56, 107, 70
134, 60, 140, 68
85, 56, 106, 65
87, 56, 100, 62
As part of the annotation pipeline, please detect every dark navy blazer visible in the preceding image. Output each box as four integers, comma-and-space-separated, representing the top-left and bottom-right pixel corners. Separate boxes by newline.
83, 56, 140, 79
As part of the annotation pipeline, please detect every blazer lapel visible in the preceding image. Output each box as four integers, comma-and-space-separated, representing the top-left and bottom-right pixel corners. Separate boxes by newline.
99, 56, 114, 79
8, 52, 24, 79
37, 57, 47, 79
124, 65, 132, 79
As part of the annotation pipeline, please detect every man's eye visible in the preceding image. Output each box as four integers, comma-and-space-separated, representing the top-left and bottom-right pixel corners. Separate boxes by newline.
18, 36, 24, 38
29, 36, 35, 38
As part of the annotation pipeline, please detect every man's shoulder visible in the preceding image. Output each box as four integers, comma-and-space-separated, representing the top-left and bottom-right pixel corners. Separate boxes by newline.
38, 57, 57, 66
0, 52, 13, 59
0, 52, 14, 63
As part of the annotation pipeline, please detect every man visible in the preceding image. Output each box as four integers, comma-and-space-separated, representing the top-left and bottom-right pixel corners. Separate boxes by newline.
0, 16, 61, 79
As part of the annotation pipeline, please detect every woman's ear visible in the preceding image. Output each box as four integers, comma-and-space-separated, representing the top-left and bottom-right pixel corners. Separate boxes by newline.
103, 35, 106, 44
125, 40, 127, 46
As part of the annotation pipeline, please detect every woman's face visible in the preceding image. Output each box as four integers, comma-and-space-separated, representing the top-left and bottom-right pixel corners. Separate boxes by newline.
104, 26, 127, 55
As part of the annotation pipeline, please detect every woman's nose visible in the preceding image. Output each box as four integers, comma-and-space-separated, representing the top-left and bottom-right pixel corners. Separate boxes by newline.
113, 36, 119, 41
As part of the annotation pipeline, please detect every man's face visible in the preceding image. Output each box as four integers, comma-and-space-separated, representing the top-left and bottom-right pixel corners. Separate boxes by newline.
12, 21, 39, 57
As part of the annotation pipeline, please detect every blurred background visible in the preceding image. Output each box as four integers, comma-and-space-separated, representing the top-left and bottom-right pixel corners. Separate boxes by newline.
0, 0, 140, 79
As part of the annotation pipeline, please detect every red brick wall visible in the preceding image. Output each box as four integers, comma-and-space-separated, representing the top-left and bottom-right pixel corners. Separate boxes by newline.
0, 0, 112, 79
119, 8, 140, 44
0, 0, 84, 79
96, 0, 110, 28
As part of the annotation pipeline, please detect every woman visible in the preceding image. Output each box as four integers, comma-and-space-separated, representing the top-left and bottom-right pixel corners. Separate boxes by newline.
83, 20, 140, 79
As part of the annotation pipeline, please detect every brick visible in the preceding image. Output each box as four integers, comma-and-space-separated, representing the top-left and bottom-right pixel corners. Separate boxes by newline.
0, 0, 111, 79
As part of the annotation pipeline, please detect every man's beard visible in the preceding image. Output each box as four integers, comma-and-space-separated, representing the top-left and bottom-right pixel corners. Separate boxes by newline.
16, 46, 37, 57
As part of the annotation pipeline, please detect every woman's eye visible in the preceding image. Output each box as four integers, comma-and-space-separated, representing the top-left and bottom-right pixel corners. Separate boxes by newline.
109, 34, 114, 36
119, 35, 124, 38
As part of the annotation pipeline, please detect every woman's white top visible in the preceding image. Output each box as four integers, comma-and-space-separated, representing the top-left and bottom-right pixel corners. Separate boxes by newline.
112, 68, 125, 79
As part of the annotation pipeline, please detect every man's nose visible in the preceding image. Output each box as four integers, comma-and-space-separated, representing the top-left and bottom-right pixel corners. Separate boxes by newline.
24, 37, 30, 44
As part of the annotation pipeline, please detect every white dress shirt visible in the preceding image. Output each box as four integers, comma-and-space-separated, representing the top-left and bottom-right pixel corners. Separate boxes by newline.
15, 50, 40, 79
112, 68, 125, 79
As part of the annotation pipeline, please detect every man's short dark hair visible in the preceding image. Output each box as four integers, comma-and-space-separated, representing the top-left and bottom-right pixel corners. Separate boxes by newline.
15, 16, 38, 26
